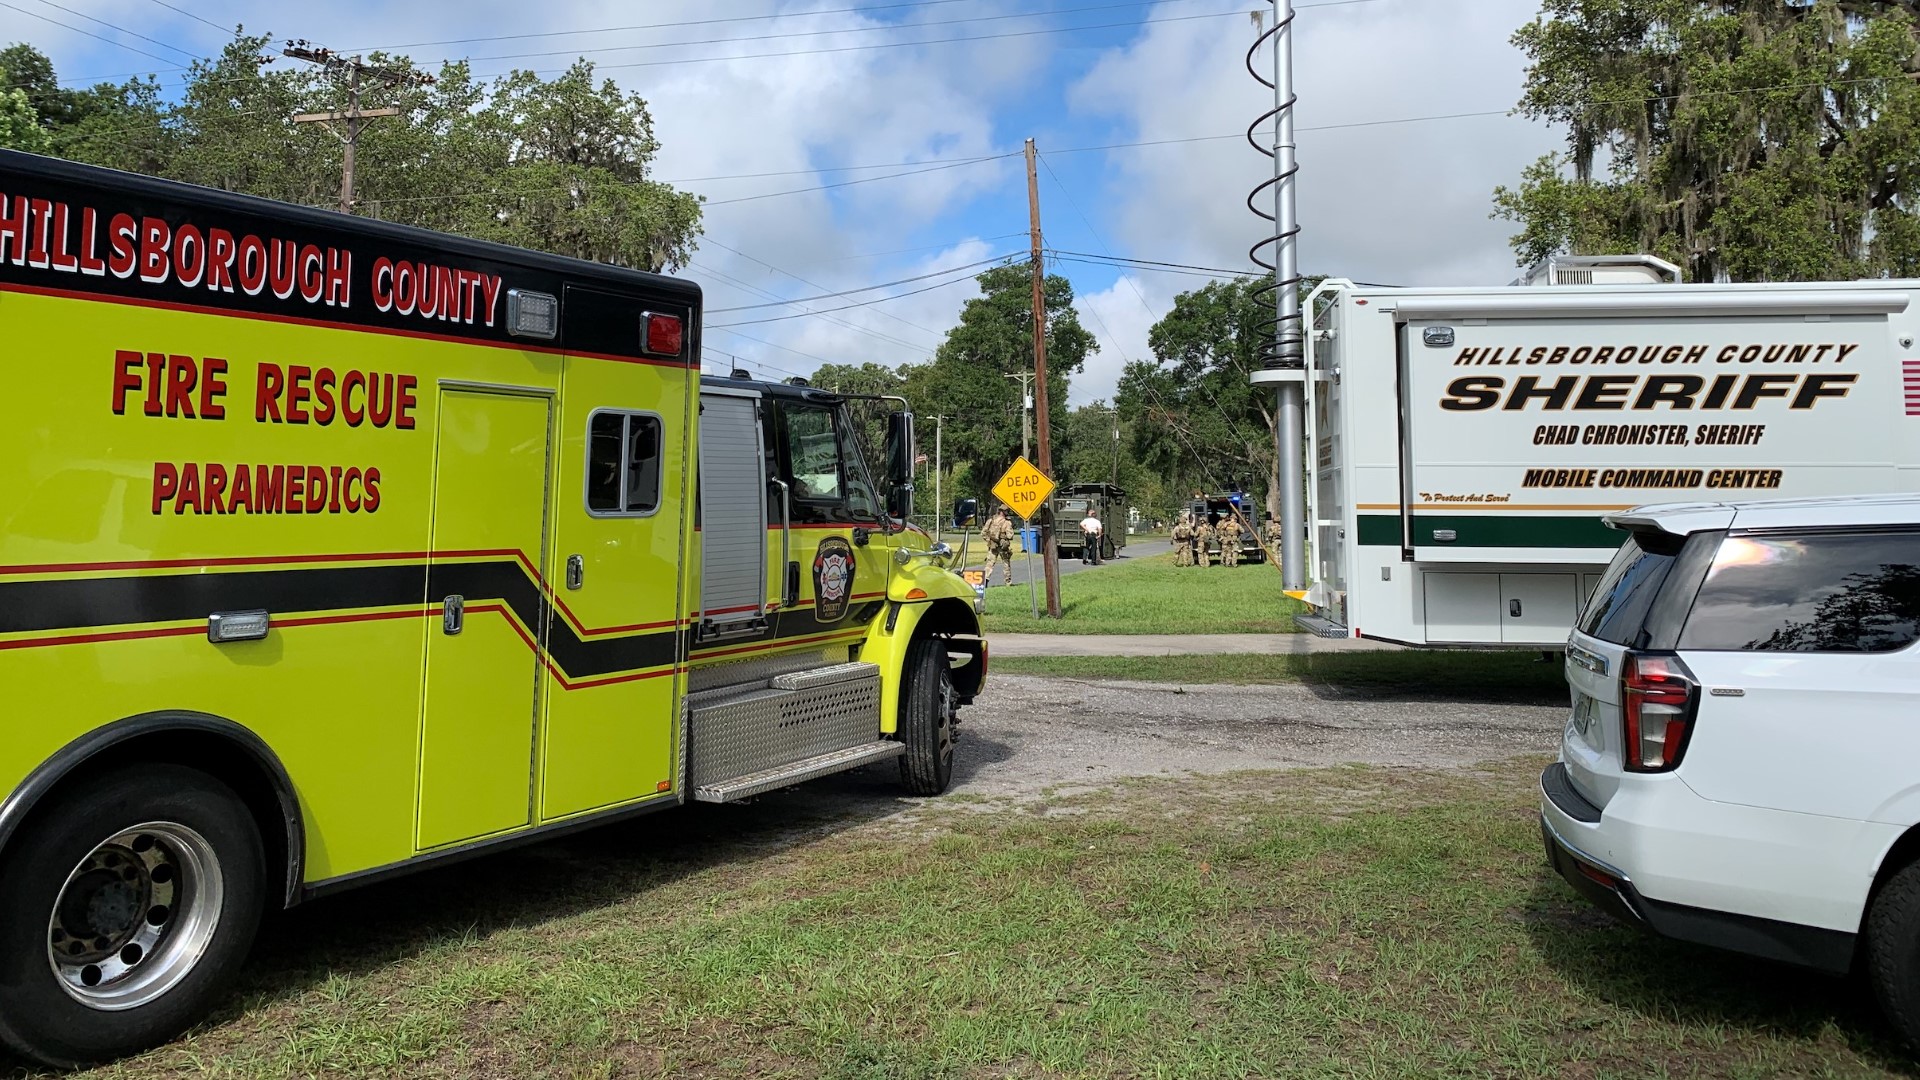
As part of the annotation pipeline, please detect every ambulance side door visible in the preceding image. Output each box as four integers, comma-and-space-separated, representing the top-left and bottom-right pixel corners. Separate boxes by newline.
768, 397, 890, 643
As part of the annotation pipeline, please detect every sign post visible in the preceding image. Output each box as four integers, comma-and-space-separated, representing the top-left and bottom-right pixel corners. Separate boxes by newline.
991, 456, 1056, 620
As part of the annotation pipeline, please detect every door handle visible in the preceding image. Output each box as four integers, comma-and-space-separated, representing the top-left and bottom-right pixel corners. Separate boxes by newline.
566, 554, 584, 590
443, 595, 464, 635
769, 477, 793, 607
1509, 599, 1522, 618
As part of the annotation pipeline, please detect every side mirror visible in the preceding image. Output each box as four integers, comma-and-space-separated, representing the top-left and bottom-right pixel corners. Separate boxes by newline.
952, 497, 978, 528
888, 482, 914, 522
885, 410, 915, 486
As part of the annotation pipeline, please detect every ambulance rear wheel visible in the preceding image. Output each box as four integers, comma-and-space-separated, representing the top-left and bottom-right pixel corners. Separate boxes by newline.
0, 765, 265, 1068
897, 634, 956, 796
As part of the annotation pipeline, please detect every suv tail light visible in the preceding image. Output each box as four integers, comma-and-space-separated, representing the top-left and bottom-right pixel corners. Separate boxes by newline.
1622, 652, 1698, 772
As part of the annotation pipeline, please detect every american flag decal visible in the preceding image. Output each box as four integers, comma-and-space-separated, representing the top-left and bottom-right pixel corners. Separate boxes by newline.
1908, 360, 1920, 416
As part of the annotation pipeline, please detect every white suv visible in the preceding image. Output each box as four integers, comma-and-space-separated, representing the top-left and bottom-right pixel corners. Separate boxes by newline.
1541, 494, 1920, 1040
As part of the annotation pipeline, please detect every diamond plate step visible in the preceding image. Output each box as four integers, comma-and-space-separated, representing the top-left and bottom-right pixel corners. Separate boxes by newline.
1293, 614, 1350, 639
694, 740, 904, 803
770, 661, 879, 691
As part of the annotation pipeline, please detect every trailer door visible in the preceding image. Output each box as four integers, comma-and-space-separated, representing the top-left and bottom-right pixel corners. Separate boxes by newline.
698, 388, 768, 636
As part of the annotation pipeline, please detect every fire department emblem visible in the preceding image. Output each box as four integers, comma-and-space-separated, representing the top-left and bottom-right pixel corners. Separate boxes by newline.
813, 538, 856, 622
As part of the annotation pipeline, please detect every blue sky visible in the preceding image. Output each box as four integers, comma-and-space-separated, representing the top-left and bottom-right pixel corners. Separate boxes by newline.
2, 0, 1562, 402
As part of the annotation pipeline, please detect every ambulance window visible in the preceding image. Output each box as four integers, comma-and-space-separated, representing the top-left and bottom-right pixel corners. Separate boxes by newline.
586, 410, 663, 517
781, 404, 844, 503
837, 414, 881, 522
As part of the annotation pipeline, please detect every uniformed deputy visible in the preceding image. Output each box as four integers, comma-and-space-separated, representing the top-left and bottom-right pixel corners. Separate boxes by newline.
981, 505, 1016, 586
1170, 512, 1193, 567
1218, 512, 1244, 567
1195, 515, 1216, 568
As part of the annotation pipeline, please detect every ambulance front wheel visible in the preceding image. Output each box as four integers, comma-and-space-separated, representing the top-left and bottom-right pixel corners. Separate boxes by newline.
897, 634, 957, 796
0, 764, 265, 1068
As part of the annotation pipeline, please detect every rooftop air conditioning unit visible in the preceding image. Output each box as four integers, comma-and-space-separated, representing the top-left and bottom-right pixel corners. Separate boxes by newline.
1514, 254, 1682, 287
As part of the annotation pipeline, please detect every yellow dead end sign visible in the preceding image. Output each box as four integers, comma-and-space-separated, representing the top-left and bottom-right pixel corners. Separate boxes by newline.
991, 456, 1055, 521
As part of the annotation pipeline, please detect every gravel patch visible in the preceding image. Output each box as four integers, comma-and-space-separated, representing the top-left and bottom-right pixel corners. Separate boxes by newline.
764, 674, 1566, 813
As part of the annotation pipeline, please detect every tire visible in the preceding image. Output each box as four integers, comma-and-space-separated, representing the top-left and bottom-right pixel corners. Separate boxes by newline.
1870, 860, 1920, 1049
0, 764, 266, 1068
1101, 536, 1117, 561
897, 634, 957, 796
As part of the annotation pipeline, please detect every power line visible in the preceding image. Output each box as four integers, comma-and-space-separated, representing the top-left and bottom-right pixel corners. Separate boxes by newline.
35, 0, 1324, 92
427, 0, 1239, 67
702, 236, 953, 341
690, 258, 933, 353
534, 9, 1254, 76
707, 255, 1014, 328
830, 232, 1028, 260
704, 152, 1016, 207
1049, 254, 1240, 279
139, 0, 233, 37
709, 252, 1016, 312
705, 326, 837, 371
24, 0, 200, 60
351, 0, 985, 52
351, 0, 1396, 56
1048, 248, 1255, 276
0, 0, 178, 66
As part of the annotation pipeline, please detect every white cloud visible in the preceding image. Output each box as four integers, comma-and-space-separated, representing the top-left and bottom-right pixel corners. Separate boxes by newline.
1068, 0, 1564, 287
1071, 273, 1163, 406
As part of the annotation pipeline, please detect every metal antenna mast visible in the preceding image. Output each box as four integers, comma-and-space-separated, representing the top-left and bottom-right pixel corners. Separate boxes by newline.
1247, 0, 1308, 593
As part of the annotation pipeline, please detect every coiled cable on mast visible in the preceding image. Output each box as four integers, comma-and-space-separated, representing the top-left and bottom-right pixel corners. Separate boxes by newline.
1244, 5, 1303, 369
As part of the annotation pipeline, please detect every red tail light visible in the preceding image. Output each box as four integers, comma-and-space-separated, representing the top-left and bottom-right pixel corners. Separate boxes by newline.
641, 311, 684, 357
1622, 652, 1698, 772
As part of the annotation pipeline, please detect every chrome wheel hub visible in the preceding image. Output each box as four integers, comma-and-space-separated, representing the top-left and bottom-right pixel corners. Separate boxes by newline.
48, 822, 223, 1011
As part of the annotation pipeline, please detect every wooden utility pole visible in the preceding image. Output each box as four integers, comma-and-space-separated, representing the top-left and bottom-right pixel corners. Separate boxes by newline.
284, 41, 430, 215
1025, 138, 1061, 619
1001, 371, 1034, 460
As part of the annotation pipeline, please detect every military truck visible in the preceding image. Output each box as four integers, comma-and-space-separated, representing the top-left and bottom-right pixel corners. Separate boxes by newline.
1187, 492, 1266, 563
1053, 483, 1127, 560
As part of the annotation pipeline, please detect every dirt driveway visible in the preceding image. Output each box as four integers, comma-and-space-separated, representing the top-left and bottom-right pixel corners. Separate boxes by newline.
794, 673, 1569, 810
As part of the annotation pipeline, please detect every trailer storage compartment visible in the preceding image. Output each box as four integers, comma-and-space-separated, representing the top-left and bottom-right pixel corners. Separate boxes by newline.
1421, 572, 1580, 645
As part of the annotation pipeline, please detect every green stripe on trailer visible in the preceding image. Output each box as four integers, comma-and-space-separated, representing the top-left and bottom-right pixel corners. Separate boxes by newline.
1356, 514, 1624, 549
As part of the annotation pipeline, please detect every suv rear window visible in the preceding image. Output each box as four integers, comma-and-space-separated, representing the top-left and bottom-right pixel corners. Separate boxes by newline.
1679, 530, 1920, 653
1578, 532, 1682, 646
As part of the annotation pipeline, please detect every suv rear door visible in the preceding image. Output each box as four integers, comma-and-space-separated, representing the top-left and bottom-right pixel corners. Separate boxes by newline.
1673, 522, 1920, 823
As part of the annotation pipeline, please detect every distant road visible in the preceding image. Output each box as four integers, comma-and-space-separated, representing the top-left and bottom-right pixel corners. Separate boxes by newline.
947, 534, 1165, 587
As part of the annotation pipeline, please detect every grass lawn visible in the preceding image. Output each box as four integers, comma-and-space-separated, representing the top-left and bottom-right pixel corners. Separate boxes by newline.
992, 651, 1571, 703
50, 760, 1911, 1079
980, 552, 1306, 636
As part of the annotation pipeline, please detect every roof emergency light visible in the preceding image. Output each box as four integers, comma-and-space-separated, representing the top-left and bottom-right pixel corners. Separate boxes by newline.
506, 289, 558, 339
641, 311, 684, 357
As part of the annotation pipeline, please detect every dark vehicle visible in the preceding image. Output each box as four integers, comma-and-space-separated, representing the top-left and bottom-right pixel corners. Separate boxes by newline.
1054, 483, 1127, 560
1187, 492, 1265, 562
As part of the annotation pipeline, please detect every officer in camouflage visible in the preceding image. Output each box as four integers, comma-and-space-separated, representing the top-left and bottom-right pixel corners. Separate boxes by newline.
1218, 511, 1244, 568
1170, 512, 1193, 567
1195, 514, 1216, 568
981, 504, 1016, 586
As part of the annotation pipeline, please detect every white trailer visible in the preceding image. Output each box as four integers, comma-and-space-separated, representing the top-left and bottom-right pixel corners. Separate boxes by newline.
1296, 256, 1920, 646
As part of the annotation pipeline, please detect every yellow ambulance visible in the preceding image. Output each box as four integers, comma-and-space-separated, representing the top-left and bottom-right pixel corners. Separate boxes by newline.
0, 150, 984, 1065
